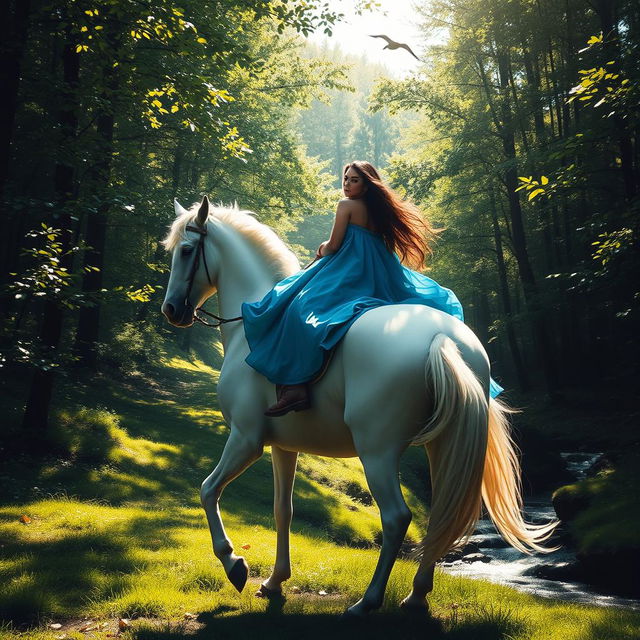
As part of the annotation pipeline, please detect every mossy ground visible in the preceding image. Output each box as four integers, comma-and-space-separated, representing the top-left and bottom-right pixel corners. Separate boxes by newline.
1, 354, 639, 639
510, 384, 640, 556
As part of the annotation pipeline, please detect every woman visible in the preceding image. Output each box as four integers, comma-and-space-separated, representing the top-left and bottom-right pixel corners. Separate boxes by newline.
242, 161, 503, 417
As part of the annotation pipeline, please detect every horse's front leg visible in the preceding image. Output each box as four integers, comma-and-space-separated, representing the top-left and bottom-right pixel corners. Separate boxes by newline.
256, 446, 298, 598
346, 448, 412, 617
200, 427, 263, 592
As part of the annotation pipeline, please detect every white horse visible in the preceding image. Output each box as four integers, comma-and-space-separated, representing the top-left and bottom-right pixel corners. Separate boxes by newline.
161, 197, 559, 617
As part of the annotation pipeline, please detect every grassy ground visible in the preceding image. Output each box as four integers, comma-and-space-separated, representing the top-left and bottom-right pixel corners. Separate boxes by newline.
1, 353, 639, 640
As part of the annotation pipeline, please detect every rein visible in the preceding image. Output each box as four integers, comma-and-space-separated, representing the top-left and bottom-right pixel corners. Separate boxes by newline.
184, 222, 320, 329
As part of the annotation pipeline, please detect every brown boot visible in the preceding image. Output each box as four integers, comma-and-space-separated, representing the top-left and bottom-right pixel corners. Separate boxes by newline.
264, 384, 311, 417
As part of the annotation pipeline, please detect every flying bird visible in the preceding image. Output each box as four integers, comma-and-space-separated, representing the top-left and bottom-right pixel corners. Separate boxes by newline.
369, 34, 421, 61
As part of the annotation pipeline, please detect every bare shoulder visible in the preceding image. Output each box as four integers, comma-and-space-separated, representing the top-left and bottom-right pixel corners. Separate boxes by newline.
337, 198, 366, 212
335, 198, 352, 219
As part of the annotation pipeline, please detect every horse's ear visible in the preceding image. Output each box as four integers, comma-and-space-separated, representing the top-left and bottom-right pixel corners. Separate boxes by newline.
197, 195, 210, 227
174, 199, 188, 217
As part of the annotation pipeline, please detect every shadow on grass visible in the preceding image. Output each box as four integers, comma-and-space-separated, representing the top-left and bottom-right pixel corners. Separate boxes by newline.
0, 528, 132, 625
3, 361, 380, 547
0, 360, 386, 626
587, 613, 640, 640
130, 607, 530, 640
0, 507, 203, 626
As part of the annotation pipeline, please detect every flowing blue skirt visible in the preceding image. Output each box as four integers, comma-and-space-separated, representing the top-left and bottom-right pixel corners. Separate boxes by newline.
242, 224, 503, 397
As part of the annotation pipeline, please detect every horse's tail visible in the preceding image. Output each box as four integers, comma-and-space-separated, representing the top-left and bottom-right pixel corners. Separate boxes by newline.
480, 394, 560, 555
411, 334, 560, 568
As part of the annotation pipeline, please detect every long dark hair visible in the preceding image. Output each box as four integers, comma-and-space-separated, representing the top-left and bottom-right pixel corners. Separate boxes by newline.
343, 161, 440, 269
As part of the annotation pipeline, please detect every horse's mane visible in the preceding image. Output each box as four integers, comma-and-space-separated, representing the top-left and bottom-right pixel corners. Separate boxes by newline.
162, 202, 299, 279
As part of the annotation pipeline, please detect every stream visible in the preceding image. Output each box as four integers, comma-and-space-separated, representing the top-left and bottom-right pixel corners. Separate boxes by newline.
438, 452, 640, 610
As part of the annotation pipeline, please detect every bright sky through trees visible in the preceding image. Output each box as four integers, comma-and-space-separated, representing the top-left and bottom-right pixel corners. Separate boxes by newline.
306, 0, 434, 78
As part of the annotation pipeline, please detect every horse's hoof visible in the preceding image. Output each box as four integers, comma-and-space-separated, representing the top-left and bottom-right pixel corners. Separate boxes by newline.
228, 557, 249, 593
255, 583, 284, 600
340, 608, 362, 621
400, 598, 430, 615
341, 600, 372, 619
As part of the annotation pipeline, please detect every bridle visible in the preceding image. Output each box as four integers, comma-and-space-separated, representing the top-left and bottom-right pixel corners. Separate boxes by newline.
182, 222, 321, 329
183, 223, 242, 328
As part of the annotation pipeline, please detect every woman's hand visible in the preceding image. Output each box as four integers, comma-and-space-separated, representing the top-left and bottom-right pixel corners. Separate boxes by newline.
316, 241, 328, 258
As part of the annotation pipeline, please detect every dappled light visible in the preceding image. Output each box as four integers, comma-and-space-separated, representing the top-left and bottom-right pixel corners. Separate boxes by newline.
1, 0, 639, 636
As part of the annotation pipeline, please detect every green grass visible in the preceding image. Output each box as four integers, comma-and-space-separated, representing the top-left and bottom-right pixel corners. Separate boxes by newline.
1, 352, 639, 639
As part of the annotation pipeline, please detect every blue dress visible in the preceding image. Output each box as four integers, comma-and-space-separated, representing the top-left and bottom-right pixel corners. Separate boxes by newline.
242, 224, 503, 398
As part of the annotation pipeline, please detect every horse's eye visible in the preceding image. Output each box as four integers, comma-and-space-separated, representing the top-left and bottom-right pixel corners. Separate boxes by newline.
181, 247, 193, 257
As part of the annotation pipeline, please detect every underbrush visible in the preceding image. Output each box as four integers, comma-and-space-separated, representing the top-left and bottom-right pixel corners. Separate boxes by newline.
1, 355, 639, 639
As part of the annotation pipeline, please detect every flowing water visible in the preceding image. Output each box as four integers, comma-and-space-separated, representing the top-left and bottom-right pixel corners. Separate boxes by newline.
438, 452, 640, 610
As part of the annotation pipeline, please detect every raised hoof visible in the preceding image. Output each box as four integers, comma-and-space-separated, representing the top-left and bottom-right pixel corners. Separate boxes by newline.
255, 583, 285, 601
228, 557, 249, 593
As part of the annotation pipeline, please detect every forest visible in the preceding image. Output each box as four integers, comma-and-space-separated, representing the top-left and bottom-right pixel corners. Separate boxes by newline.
1, 0, 639, 637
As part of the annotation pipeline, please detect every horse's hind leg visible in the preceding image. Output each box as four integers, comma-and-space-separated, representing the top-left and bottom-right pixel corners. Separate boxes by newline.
346, 448, 412, 617
399, 440, 440, 610
401, 563, 435, 611
257, 446, 298, 597
200, 427, 263, 592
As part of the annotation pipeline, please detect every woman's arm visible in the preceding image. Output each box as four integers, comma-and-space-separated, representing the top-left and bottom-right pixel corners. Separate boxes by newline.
317, 200, 351, 257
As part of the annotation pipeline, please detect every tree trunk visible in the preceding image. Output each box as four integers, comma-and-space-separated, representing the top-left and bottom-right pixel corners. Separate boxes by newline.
22, 36, 80, 432
74, 143, 113, 367
595, 0, 638, 200
0, 0, 32, 298
522, 44, 546, 145
75, 45, 120, 368
489, 187, 529, 391
0, 0, 31, 198
495, 46, 559, 395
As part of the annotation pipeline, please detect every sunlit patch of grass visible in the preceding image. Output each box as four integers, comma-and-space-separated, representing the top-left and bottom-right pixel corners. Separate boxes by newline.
160, 355, 219, 378
179, 406, 224, 423
296, 451, 428, 544
3, 494, 640, 639
2, 350, 640, 638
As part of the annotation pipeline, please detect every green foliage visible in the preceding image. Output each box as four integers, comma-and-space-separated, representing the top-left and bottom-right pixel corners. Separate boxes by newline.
555, 453, 640, 554
568, 34, 636, 117
296, 41, 411, 186
367, 0, 640, 390
591, 228, 634, 266
515, 175, 549, 201
6, 223, 86, 309
106, 321, 167, 374
3, 0, 363, 402
50, 406, 121, 464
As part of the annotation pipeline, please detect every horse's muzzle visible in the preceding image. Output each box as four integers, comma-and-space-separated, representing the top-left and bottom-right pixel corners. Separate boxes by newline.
161, 300, 194, 327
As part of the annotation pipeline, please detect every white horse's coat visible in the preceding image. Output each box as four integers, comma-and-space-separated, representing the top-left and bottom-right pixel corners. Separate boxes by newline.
161, 199, 559, 616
